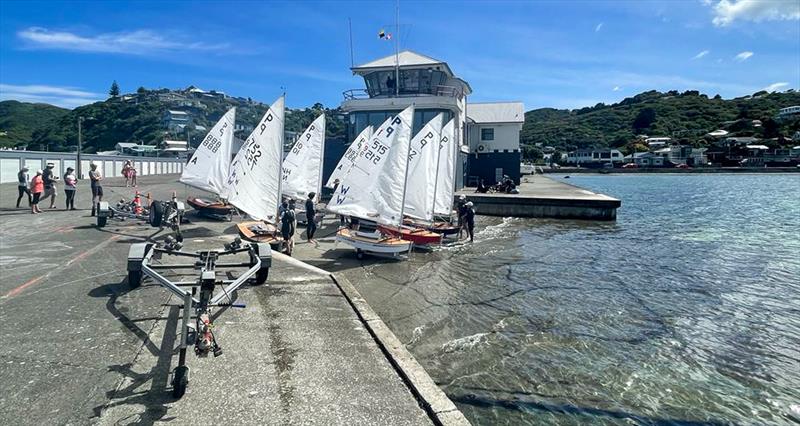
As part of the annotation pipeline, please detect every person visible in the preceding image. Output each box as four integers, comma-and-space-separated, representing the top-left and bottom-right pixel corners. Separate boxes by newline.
456, 194, 467, 238
89, 162, 104, 216
42, 163, 59, 209
475, 179, 488, 193
386, 75, 396, 92
63, 167, 77, 210
129, 161, 138, 187
503, 176, 516, 194
122, 160, 132, 187
280, 201, 296, 256
464, 201, 476, 242
30, 169, 44, 214
305, 192, 317, 243
16, 166, 31, 208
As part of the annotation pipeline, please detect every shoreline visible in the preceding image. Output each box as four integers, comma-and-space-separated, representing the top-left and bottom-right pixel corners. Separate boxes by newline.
539, 167, 800, 174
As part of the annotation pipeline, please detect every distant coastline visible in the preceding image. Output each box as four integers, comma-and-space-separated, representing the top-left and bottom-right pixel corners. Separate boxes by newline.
540, 167, 800, 174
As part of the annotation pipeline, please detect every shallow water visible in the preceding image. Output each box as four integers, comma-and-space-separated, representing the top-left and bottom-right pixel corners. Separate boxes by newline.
352, 174, 800, 425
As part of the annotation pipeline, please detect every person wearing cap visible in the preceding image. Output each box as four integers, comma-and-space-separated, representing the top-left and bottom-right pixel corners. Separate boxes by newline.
16, 166, 31, 208
464, 201, 476, 242
89, 162, 104, 216
42, 163, 60, 209
30, 169, 44, 214
63, 167, 77, 210
457, 194, 468, 238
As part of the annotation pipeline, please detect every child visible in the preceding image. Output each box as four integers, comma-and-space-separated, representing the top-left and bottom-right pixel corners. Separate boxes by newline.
30, 169, 44, 214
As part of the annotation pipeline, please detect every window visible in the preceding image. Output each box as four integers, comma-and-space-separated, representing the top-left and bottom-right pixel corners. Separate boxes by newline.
481, 128, 494, 141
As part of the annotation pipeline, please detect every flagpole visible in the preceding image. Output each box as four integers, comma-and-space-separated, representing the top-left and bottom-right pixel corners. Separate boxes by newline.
395, 0, 400, 97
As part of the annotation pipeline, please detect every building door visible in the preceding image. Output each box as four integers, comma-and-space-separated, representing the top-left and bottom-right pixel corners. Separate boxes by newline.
495, 168, 503, 183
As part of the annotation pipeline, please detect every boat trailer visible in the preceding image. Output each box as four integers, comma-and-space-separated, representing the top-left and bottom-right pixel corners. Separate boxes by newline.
98, 192, 185, 240
126, 237, 271, 397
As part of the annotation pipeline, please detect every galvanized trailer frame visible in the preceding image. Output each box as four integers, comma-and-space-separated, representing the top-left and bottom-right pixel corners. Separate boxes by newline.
98, 193, 185, 240
126, 239, 271, 398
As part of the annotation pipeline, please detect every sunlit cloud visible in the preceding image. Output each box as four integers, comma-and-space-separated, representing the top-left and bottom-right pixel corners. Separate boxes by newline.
710, 0, 800, 26
0, 84, 103, 109
763, 82, 789, 92
734, 51, 754, 61
612, 86, 621, 91
693, 50, 710, 59
17, 27, 230, 55
595, 22, 604, 32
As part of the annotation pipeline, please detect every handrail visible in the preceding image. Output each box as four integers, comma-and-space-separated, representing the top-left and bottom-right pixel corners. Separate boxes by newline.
342, 85, 465, 101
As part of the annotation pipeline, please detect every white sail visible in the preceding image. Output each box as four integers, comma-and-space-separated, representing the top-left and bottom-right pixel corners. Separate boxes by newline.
325, 125, 373, 189
328, 105, 415, 226
282, 114, 325, 201
403, 113, 444, 221
180, 108, 235, 196
226, 97, 284, 221
433, 118, 456, 216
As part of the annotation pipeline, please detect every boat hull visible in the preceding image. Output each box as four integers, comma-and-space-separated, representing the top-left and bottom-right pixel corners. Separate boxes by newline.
378, 225, 442, 245
186, 197, 234, 221
336, 228, 412, 257
237, 220, 282, 246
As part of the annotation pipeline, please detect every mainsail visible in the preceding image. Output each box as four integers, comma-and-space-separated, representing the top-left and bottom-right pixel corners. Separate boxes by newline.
226, 97, 285, 221
180, 107, 235, 196
403, 113, 444, 221
282, 114, 325, 201
433, 118, 456, 216
325, 125, 373, 189
328, 105, 415, 226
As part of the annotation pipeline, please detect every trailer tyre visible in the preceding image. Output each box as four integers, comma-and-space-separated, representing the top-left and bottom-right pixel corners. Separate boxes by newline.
356, 249, 365, 260
254, 268, 269, 285
172, 366, 189, 398
149, 201, 164, 228
97, 216, 108, 227
128, 270, 142, 288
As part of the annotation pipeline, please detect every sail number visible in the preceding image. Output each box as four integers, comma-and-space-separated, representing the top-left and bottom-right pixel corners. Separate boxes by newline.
201, 134, 222, 153
363, 140, 388, 165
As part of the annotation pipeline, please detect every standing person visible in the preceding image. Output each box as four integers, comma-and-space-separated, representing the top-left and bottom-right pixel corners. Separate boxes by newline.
89, 162, 104, 216
63, 167, 77, 210
280, 201, 296, 256
456, 194, 467, 238
30, 169, 44, 214
42, 163, 59, 209
464, 201, 476, 242
122, 160, 132, 187
129, 162, 138, 187
16, 166, 31, 208
305, 192, 317, 243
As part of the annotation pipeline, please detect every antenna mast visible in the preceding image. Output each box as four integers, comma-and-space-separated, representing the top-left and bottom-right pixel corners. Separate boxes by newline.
395, 0, 400, 97
348, 18, 354, 68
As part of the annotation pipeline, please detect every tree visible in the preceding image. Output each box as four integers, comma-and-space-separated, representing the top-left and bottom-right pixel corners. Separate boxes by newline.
137, 86, 146, 95
109, 81, 120, 98
633, 107, 656, 131
522, 145, 543, 161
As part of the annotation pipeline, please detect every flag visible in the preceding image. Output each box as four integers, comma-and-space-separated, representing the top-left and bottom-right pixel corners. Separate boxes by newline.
378, 29, 392, 40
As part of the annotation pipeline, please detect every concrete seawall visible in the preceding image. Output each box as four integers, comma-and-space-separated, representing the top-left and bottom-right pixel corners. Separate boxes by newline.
457, 176, 621, 220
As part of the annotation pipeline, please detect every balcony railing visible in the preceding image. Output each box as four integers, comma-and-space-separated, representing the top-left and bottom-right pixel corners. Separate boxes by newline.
343, 85, 465, 101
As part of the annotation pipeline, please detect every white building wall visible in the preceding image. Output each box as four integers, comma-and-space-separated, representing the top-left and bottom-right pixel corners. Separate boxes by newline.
468, 123, 521, 153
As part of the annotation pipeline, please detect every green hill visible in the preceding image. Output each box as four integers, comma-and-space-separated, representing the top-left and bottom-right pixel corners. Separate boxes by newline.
0, 101, 69, 147
521, 90, 800, 155
3, 88, 346, 153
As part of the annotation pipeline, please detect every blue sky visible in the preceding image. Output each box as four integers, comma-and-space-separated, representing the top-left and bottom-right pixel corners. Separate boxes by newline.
0, 0, 798, 110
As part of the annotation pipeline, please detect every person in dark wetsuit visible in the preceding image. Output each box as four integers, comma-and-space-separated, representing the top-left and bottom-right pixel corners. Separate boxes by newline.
475, 179, 489, 193
305, 192, 317, 243
16, 167, 31, 208
464, 201, 476, 242
456, 195, 467, 238
280, 201, 296, 256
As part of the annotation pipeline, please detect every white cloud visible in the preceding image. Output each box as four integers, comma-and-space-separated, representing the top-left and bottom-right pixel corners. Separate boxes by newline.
595, 22, 604, 32
711, 0, 800, 26
692, 50, 710, 59
763, 82, 789, 92
734, 51, 754, 61
17, 27, 229, 55
0, 84, 103, 109
612, 86, 621, 91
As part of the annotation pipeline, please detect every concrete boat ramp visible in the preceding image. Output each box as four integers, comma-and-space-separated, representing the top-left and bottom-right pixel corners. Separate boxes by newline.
0, 176, 467, 425
457, 175, 621, 220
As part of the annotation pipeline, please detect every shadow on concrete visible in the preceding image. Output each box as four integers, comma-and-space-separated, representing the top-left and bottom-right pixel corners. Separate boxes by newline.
88, 278, 179, 424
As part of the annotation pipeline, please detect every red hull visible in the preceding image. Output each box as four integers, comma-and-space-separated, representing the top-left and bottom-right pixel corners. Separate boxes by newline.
378, 225, 442, 245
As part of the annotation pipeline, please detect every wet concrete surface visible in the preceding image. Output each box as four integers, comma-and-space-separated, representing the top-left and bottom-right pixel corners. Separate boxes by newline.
0, 175, 432, 425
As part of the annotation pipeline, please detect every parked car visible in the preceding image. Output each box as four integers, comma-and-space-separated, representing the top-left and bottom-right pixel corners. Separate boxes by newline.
622, 163, 638, 169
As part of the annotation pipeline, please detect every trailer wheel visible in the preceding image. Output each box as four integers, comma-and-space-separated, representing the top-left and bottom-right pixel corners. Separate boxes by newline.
172, 365, 189, 398
254, 268, 269, 285
149, 201, 164, 227
356, 249, 365, 260
97, 216, 108, 227
128, 270, 142, 288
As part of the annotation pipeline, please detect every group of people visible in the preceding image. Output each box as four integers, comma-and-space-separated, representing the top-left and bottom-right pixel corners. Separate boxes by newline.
456, 194, 476, 242
278, 192, 319, 256
16, 163, 104, 215
475, 176, 517, 194
122, 160, 138, 187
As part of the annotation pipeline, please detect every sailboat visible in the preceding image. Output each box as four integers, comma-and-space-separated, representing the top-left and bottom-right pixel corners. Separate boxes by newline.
281, 114, 326, 224
377, 113, 444, 246
427, 118, 460, 236
181, 108, 238, 220
325, 125, 373, 189
229, 96, 286, 246
328, 105, 416, 259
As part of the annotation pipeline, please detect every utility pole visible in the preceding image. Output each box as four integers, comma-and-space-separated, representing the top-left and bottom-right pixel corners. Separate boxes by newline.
77, 116, 83, 178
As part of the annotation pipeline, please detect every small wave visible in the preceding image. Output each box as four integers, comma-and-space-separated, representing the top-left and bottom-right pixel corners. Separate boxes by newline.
407, 325, 426, 346
441, 332, 489, 353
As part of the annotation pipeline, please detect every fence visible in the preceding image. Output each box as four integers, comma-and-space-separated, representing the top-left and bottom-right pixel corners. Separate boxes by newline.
0, 150, 185, 184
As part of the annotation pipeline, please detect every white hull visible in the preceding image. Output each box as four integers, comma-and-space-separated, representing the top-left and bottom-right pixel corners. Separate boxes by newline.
336, 229, 412, 256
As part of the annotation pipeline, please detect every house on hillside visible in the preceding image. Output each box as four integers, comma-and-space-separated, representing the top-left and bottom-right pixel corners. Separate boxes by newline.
566, 148, 623, 166
778, 105, 800, 119
163, 110, 191, 131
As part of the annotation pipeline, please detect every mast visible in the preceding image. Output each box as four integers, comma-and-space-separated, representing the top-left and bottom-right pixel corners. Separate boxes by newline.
276, 93, 285, 221
395, 0, 400, 97
316, 115, 326, 203
348, 18, 354, 68
397, 105, 415, 229
431, 129, 444, 223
